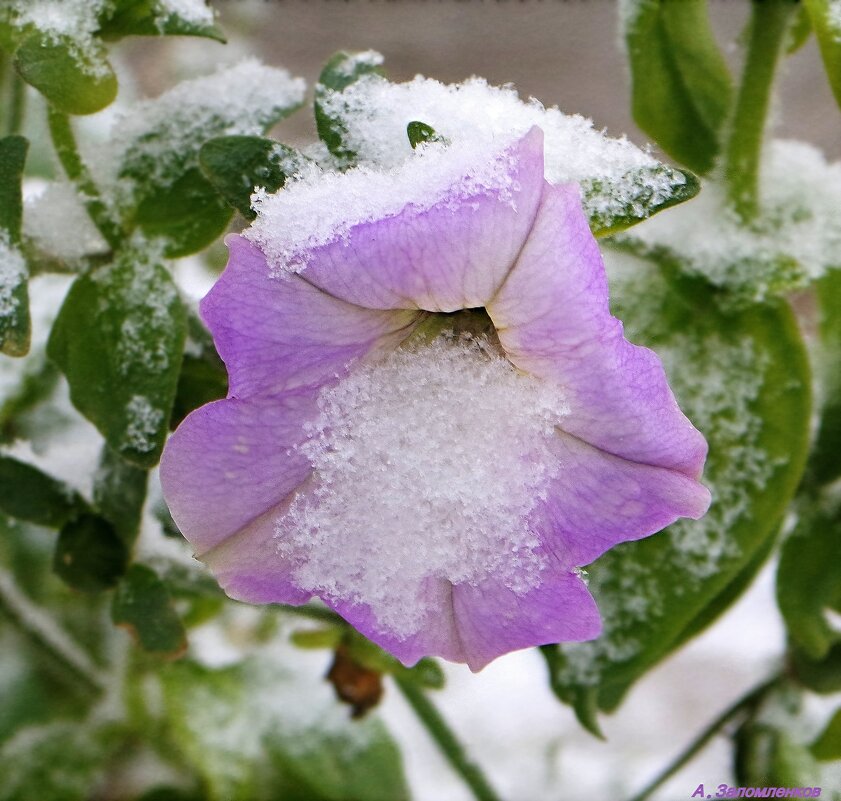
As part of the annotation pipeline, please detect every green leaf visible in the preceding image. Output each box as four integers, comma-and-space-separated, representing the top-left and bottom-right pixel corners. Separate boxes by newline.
161, 658, 410, 801
99, 0, 225, 42
315, 51, 386, 161
805, 0, 841, 109
14, 32, 117, 115
623, 0, 733, 173
134, 167, 233, 257
735, 723, 822, 787
199, 136, 298, 220
786, 3, 814, 54
47, 254, 187, 467
0, 134, 30, 356
792, 640, 841, 694
587, 167, 700, 238
811, 708, 841, 761
112, 564, 187, 656
805, 270, 841, 486
544, 251, 811, 728
406, 121, 444, 149
54, 513, 128, 592
0, 455, 85, 528
0, 720, 114, 801
92, 444, 148, 546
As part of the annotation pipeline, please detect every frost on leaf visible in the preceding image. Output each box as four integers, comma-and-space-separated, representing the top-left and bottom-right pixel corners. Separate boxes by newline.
314, 61, 697, 235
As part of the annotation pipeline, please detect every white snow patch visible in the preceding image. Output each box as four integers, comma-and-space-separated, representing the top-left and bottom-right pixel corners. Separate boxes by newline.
124, 395, 164, 454
158, 0, 215, 28
0, 231, 26, 319
275, 334, 570, 639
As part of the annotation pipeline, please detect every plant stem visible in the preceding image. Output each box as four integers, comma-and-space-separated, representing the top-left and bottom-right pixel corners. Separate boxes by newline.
0, 567, 105, 695
46, 106, 123, 249
724, 0, 796, 222
6, 73, 26, 136
395, 675, 504, 801
625, 673, 782, 801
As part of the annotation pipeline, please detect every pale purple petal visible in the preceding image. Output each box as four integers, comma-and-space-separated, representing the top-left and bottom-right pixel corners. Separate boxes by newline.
488, 182, 707, 479
534, 432, 711, 570
294, 128, 545, 312
452, 568, 601, 672
202, 235, 421, 398
160, 392, 316, 556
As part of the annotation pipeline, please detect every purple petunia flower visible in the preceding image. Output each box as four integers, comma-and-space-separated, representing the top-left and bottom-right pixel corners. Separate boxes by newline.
160, 127, 710, 671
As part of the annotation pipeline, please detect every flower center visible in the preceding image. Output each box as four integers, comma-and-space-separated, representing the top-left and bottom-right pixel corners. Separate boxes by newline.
274, 333, 570, 639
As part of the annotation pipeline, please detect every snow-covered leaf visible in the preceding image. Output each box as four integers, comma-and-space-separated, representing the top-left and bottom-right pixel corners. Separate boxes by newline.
621, 0, 733, 174
543, 249, 811, 729
161, 657, 410, 801
99, 0, 225, 43
47, 253, 186, 467
315, 55, 699, 235
92, 444, 147, 546
14, 31, 117, 115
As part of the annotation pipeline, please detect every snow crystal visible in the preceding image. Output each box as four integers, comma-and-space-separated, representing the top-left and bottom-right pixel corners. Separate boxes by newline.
275, 333, 571, 639
0, 231, 26, 319
247, 134, 521, 274
98, 60, 305, 204
124, 395, 164, 454
313, 69, 681, 227
627, 140, 841, 301
23, 182, 109, 261
158, 0, 216, 28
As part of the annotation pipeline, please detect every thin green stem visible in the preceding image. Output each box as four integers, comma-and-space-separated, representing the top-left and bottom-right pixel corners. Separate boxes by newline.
395, 675, 504, 801
6, 72, 26, 136
724, 0, 796, 222
46, 106, 123, 249
0, 567, 105, 696
625, 673, 782, 801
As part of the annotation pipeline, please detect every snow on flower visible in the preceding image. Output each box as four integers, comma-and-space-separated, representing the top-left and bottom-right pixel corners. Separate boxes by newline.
160, 127, 710, 671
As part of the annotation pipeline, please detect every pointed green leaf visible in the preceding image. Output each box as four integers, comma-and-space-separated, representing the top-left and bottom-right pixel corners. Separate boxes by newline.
315, 51, 386, 161
99, 0, 225, 42
792, 641, 841, 694
0, 135, 30, 356
0, 455, 85, 528
543, 251, 811, 727
47, 254, 186, 467
406, 121, 445, 149
623, 0, 733, 173
805, 0, 841, 109
112, 564, 187, 656
54, 513, 128, 592
14, 32, 117, 115
199, 136, 300, 220
811, 708, 841, 761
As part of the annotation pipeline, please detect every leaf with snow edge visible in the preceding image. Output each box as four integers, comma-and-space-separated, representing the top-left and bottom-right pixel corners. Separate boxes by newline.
93, 444, 147, 547
586, 166, 699, 237
161, 658, 410, 801
805, 0, 841, 109
811, 708, 841, 761
543, 249, 811, 728
199, 136, 301, 220
787, 3, 814, 54
135, 168, 233, 257
112, 564, 187, 656
622, 0, 733, 174
805, 271, 841, 487
314, 62, 700, 235
47, 254, 186, 467
0, 720, 118, 801
0, 454, 86, 528
14, 31, 117, 115
54, 513, 128, 592
315, 50, 386, 161
776, 504, 841, 661
0, 135, 29, 356
622, 141, 841, 305
99, 0, 225, 43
